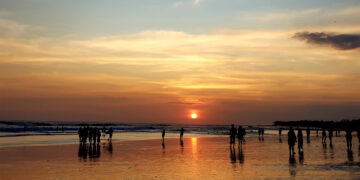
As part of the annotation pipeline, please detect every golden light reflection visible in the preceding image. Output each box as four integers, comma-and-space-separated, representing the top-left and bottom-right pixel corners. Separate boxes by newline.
191, 137, 197, 155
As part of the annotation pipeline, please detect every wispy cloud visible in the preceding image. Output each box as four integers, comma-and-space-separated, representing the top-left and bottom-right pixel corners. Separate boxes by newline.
294, 32, 360, 50
172, 0, 202, 7
193, 0, 201, 6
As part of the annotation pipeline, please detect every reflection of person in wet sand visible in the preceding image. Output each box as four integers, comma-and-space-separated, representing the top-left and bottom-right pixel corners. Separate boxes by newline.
230, 146, 236, 163
238, 143, 244, 164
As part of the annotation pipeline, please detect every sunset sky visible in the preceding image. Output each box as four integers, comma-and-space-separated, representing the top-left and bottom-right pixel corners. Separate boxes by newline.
0, 0, 360, 125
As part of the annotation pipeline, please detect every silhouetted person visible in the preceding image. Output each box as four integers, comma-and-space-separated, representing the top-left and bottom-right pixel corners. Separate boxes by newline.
56, 126, 59, 132
258, 128, 261, 138
162, 129, 166, 145
97, 128, 101, 144
92, 128, 98, 144
180, 128, 184, 140
78, 127, 82, 142
306, 127, 310, 143
316, 129, 319, 137
108, 127, 113, 141
230, 124, 237, 145
297, 129, 303, 153
322, 128, 327, 144
328, 128, 333, 145
346, 129, 352, 151
279, 128, 283, 136
261, 128, 265, 141
23, 125, 27, 132
88, 128, 93, 143
288, 127, 296, 155
237, 126, 245, 146
62, 126, 64, 132
357, 129, 360, 150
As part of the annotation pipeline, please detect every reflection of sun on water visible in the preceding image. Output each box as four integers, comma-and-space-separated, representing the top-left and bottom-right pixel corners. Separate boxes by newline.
192, 138, 197, 155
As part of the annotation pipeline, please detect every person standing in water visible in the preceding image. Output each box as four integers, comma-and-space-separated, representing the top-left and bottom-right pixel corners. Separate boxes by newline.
162, 129, 166, 145
306, 127, 310, 143
328, 128, 333, 145
297, 129, 303, 153
108, 127, 113, 141
346, 128, 352, 151
357, 128, 360, 150
230, 124, 237, 145
322, 128, 327, 144
180, 128, 184, 141
288, 127, 297, 155
237, 126, 245, 146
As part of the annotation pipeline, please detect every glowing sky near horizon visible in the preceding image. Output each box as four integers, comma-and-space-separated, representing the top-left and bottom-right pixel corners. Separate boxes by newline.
0, 0, 360, 124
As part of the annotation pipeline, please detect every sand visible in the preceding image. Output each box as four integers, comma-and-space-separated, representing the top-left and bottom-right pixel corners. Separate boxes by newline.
0, 135, 360, 179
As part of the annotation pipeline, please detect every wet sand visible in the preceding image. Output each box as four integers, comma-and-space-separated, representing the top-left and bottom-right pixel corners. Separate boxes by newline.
0, 135, 360, 179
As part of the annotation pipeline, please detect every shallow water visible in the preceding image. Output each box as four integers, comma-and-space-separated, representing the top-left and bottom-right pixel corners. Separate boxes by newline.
0, 135, 359, 179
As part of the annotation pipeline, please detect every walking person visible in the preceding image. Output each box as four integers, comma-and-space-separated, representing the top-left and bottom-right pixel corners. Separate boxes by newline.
328, 128, 333, 145
297, 129, 303, 153
162, 129, 166, 145
230, 124, 237, 145
288, 127, 296, 155
180, 128, 184, 141
322, 128, 327, 144
237, 126, 245, 146
346, 128, 352, 151
108, 127, 113, 141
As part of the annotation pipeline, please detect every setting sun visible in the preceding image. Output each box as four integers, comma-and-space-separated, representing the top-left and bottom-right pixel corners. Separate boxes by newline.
191, 113, 198, 119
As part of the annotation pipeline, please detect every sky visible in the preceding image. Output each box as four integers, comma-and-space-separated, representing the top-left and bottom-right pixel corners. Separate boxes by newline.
0, 0, 360, 125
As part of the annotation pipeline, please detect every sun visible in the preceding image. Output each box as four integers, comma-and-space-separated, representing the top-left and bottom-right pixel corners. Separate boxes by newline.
191, 113, 198, 119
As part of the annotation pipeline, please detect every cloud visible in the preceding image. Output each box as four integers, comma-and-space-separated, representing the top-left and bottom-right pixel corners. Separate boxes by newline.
173, 1, 184, 7
172, 0, 201, 7
193, 0, 201, 5
294, 31, 360, 50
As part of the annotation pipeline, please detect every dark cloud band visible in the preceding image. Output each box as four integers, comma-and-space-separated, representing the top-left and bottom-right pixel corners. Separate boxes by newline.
294, 32, 360, 50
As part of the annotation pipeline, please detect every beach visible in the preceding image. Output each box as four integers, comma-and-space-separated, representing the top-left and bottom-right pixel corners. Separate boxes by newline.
1, 134, 360, 179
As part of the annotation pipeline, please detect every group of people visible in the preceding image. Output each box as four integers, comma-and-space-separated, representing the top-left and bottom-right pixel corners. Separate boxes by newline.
230, 124, 246, 146
161, 128, 185, 146
78, 126, 113, 144
287, 126, 360, 155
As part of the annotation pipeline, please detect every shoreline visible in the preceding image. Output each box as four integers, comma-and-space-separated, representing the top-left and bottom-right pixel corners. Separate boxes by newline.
0, 132, 222, 148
